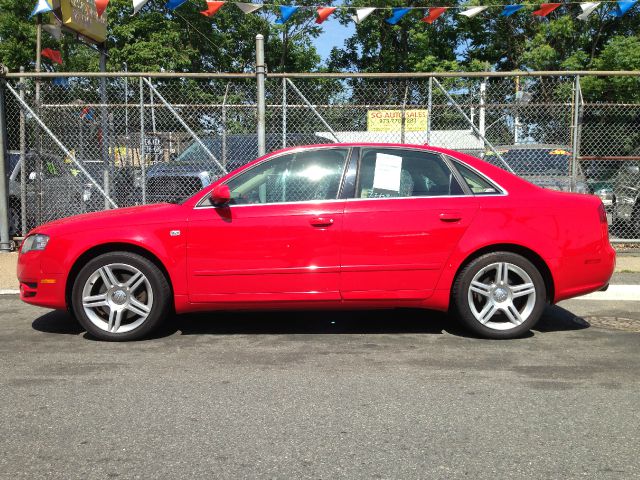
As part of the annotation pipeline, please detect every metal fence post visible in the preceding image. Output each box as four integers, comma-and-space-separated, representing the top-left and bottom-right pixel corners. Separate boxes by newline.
571, 75, 583, 193
0, 77, 13, 251
19, 68, 27, 236
479, 77, 487, 138
426, 77, 433, 145
139, 77, 146, 205
222, 82, 229, 167
282, 77, 287, 149
256, 34, 266, 157
99, 47, 111, 210
400, 83, 408, 144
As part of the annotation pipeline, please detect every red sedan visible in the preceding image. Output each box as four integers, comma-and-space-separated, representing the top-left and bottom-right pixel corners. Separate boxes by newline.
17, 144, 615, 340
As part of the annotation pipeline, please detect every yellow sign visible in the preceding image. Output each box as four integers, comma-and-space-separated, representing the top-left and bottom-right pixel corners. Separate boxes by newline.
367, 110, 428, 132
52, 0, 107, 43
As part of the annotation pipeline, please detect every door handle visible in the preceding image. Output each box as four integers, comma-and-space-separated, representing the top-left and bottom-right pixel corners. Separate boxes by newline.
309, 216, 334, 227
439, 212, 462, 222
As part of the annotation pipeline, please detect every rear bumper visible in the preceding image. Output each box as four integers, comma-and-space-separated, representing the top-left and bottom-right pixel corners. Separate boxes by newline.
17, 251, 67, 310
552, 244, 616, 303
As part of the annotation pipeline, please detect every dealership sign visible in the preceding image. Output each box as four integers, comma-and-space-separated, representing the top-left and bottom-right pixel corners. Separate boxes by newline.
367, 110, 428, 132
50, 0, 107, 43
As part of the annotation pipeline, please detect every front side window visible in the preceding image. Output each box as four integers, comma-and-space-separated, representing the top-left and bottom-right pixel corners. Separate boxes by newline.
223, 148, 349, 205
357, 148, 463, 199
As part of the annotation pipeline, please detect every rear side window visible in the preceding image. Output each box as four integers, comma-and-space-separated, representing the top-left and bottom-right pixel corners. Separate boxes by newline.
357, 148, 464, 199
454, 162, 500, 195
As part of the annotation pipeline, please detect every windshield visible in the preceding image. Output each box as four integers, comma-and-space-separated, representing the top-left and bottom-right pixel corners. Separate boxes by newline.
173, 139, 217, 164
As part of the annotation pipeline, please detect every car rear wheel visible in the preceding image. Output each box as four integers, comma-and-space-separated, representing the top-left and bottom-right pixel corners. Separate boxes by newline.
71, 251, 171, 341
451, 252, 546, 339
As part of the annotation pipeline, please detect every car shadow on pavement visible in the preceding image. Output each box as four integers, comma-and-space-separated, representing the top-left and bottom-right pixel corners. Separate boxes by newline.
31, 309, 85, 336
31, 304, 590, 340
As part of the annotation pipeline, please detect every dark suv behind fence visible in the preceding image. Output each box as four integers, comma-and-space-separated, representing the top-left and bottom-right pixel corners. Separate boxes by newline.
141, 134, 330, 204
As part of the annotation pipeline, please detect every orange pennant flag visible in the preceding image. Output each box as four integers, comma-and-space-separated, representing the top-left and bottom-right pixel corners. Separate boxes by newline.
533, 3, 561, 16
200, 0, 225, 16
95, 0, 109, 17
422, 7, 447, 24
316, 6, 337, 24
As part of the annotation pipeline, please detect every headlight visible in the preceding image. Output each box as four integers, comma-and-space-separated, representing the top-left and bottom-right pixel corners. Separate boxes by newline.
595, 188, 614, 205
21, 234, 50, 253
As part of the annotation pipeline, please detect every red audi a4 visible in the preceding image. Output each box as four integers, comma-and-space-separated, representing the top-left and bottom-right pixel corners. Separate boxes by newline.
18, 144, 615, 341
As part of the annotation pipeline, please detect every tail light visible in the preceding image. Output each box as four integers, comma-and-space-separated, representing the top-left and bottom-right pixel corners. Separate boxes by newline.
598, 203, 609, 240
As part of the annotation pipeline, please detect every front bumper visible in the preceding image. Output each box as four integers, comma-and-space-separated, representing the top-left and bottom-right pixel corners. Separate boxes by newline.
17, 251, 67, 310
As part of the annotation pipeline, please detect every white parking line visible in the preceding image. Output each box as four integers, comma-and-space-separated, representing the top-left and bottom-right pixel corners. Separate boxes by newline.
0, 289, 19, 295
577, 285, 640, 301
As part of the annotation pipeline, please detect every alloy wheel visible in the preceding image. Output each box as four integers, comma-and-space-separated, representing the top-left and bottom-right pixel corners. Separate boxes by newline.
81, 263, 154, 334
467, 261, 537, 331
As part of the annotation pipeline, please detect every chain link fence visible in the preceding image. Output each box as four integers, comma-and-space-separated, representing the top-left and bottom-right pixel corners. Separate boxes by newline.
1, 71, 640, 244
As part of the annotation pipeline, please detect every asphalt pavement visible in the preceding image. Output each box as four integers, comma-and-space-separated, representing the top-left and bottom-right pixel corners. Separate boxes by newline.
1, 275, 639, 479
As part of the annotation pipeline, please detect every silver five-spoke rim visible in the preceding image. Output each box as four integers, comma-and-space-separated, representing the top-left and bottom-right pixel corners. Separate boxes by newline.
467, 262, 537, 331
81, 263, 153, 334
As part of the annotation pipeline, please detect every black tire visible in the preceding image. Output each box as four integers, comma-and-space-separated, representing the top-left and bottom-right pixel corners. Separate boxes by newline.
71, 251, 171, 341
451, 252, 547, 339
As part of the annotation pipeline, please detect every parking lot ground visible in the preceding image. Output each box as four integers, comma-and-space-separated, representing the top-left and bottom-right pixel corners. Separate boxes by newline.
1, 280, 639, 480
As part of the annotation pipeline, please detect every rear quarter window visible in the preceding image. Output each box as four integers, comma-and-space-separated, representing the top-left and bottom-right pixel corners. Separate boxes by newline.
454, 162, 501, 195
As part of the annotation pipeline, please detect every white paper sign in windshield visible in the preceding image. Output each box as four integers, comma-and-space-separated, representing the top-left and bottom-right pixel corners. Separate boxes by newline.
373, 153, 403, 192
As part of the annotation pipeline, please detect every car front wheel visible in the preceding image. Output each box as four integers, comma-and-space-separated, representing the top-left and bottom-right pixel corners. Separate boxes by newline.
452, 252, 546, 339
71, 251, 171, 341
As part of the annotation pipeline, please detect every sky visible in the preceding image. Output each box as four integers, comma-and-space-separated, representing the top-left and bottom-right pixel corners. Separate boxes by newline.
313, 19, 355, 62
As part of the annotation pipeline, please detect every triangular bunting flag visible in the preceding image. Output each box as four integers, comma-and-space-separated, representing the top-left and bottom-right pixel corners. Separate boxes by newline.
235, 2, 262, 14
30, 0, 52, 17
501, 4, 525, 16
422, 7, 447, 23
386, 7, 411, 25
576, 1, 601, 19
316, 7, 337, 24
41, 48, 62, 65
275, 5, 298, 24
200, 1, 225, 16
533, 3, 561, 16
95, 0, 109, 17
352, 7, 375, 24
612, 0, 637, 16
132, 0, 151, 14
459, 6, 488, 17
165, 0, 188, 10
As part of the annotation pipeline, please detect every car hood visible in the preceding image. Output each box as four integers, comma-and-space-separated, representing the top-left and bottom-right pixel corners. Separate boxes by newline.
30, 203, 185, 236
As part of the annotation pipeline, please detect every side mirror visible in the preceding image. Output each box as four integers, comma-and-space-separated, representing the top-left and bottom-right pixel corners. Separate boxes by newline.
210, 184, 231, 206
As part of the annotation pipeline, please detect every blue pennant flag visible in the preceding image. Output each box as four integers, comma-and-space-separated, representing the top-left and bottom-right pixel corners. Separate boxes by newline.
500, 4, 525, 16
30, 0, 52, 18
165, 0, 188, 10
52, 77, 70, 89
275, 6, 299, 24
612, 0, 637, 16
386, 7, 411, 25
